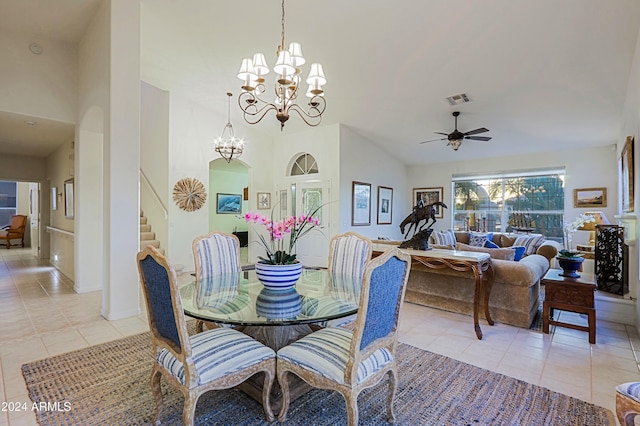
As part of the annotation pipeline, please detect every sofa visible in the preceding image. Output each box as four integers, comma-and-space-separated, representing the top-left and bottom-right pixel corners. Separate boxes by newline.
378, 231, 560, 328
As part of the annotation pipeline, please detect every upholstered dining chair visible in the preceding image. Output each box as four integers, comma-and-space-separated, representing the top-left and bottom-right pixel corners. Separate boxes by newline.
0, 214, 27, 249
323, 232, 373, 329
136, 245, 276, 425
192, 231, 242, 332
277, 247, 411, 425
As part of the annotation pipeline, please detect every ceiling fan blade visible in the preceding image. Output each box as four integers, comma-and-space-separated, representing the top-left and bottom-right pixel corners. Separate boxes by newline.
434, 132, 449, 136
463, 127, 490, 136
419, 138, 447, 144
465, 136, 492, 141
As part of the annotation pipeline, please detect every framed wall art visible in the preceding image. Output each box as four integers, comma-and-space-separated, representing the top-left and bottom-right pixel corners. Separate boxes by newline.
352, 181, 371, 226
621, 135, 634, 212
257, 192, 271, 210
413, 187, 444, 218
216, 193, 241, 214
377, 186, 393, 225
573, 187, 607, 208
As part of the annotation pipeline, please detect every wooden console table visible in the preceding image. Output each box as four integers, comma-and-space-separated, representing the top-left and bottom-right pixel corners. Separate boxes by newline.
372, 243, 495, 339
542, 269, 596, 343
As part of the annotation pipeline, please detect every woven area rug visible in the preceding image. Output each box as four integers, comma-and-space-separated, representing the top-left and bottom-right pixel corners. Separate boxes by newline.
22, 331, 613, 425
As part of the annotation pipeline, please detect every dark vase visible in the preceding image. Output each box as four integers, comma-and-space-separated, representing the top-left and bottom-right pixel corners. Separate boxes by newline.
557, 256, 584, 278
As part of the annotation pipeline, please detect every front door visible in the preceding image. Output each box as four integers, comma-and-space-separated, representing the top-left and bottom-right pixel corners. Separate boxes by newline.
294, 181, 330, 268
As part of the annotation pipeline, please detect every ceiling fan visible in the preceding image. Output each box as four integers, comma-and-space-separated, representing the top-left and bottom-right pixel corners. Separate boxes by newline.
420, 111, 492, 151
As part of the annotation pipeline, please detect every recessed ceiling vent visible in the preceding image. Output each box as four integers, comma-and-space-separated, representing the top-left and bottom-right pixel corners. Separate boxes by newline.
446, 93, 471, 106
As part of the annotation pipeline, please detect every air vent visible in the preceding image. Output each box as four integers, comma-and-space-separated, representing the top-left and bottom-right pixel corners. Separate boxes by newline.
446, 93, 471, 106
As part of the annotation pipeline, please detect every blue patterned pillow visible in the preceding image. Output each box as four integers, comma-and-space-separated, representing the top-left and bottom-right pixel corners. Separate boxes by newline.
512, 246, 526, 261
513, 235, 546, 256
484, 239, 499, 249
432, 229, 457, 249
469, 232, 493, 247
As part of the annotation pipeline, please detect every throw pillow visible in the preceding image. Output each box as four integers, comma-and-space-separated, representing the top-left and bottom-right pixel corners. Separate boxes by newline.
468, 231, 493, 247
513, 234, 546, 256
456, 242, 516, 261
512, 246, 526, 261
500, 234, 517, 247
432, 229, 457, 249
484, 239, 500, 249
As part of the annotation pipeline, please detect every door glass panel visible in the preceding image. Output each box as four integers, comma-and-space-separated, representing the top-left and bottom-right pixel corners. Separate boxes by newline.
302, 188, 323, 224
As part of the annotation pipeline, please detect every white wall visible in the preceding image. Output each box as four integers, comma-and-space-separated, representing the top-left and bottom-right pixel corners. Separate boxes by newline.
140, 81, 169, 252
339, 125, 408, 241
166, 93, 275, 270
0, 29, 77, 123
619, 23, 640, 329
45, 141, 75, 278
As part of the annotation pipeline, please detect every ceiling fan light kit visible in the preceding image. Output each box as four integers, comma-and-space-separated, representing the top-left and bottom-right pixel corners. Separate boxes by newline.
420, 111, 492, 151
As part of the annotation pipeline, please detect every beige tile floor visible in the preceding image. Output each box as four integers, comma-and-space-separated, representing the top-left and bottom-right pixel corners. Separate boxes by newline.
1, 248, 640, 425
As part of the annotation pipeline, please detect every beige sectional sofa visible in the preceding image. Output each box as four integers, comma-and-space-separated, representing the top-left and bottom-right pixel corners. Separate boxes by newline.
378, 232, 560, 328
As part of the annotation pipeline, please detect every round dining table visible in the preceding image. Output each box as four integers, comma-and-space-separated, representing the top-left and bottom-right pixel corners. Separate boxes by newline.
179, 267, 362, 410
179, 267, 361, 349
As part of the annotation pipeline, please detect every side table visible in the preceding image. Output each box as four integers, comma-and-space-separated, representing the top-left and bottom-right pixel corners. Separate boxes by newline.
542, 269, 596, 344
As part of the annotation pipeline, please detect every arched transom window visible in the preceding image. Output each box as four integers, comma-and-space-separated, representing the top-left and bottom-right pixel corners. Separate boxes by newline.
290, 153, 319, 176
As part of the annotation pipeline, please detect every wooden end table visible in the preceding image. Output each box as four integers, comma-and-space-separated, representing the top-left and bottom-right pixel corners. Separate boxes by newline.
542, 269, 596, 343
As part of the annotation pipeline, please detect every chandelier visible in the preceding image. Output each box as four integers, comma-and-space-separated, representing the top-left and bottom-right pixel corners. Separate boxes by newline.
214, 92, 244, 163
236, 0, 327, 130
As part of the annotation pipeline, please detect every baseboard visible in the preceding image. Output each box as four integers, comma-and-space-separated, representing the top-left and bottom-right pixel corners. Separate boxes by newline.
595, 291, 636, 325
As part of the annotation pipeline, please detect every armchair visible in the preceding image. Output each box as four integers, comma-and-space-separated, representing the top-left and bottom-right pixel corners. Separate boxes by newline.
0, 215, 27, 249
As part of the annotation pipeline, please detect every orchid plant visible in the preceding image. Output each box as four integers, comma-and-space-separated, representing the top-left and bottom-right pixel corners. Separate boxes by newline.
562, 213, 595, 252
245, 205, 323, 265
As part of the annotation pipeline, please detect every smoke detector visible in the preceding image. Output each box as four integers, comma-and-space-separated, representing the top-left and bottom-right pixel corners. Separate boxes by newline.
29, 43, 43, 55
446, 93, 471, 106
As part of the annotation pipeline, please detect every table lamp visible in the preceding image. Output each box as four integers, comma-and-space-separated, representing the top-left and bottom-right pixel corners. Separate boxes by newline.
577, 211, 610, 248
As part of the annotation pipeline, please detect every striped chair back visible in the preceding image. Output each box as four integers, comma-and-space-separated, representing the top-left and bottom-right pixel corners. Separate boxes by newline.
193, 232, 242, 280
327, 232, 373, 279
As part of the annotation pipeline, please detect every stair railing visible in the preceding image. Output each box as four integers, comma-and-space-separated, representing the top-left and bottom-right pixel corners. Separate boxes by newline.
140, 169, 168, 219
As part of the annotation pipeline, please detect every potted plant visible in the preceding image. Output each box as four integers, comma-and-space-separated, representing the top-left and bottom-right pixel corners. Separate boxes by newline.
556, 249, 585, 278
244, 205, 322, 289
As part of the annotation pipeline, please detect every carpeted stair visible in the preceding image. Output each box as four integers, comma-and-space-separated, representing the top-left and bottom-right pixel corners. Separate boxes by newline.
140, 210, 164, 255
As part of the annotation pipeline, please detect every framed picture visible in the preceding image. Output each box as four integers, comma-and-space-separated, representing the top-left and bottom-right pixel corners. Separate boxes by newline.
621, 136, 634, 212
573, 187, 607, 208
413, 187, 444, 218
257, 192, 271, 210
64, 178, 74, 219
377, 186, 393, 225
352, 181, 371, 226
216, 193, 241, 214
51, 187, 58, 211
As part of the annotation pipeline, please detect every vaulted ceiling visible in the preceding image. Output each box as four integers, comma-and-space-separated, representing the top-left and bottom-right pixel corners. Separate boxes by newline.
1, 0, 639, 164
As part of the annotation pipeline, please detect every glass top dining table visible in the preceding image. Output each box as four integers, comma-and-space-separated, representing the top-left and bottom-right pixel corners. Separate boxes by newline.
179, 268, 361, 327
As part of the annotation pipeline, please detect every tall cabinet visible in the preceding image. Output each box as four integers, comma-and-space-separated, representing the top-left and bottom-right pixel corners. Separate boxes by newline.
594, 224, 628, 295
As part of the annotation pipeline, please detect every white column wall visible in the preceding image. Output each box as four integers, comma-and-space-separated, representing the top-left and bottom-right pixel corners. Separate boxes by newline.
77, 0, 141, 320
103, 0, 141, 319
